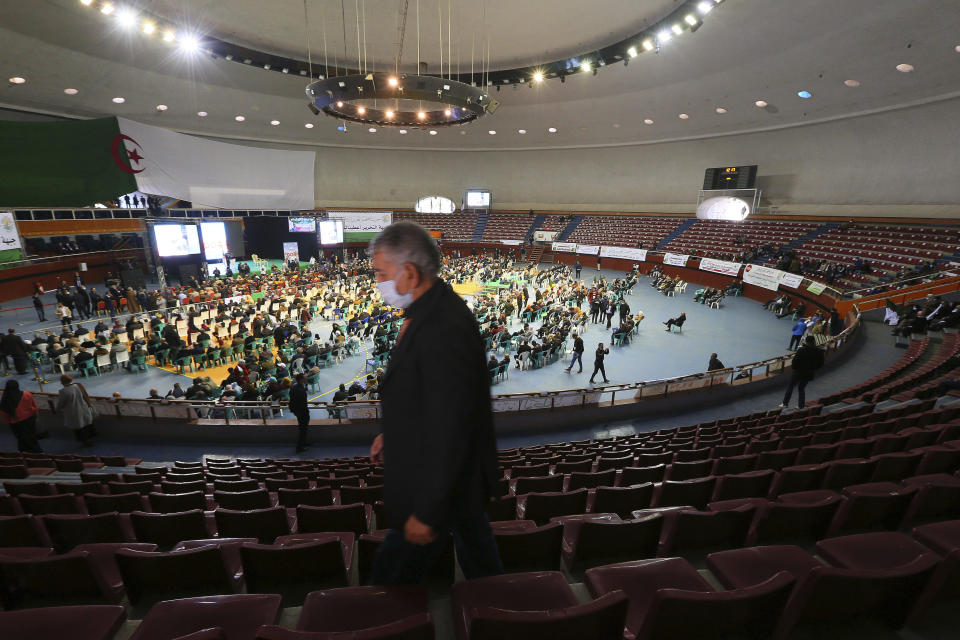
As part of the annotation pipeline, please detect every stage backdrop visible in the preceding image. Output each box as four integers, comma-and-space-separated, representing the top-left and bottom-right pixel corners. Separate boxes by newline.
244, 217, 318, 262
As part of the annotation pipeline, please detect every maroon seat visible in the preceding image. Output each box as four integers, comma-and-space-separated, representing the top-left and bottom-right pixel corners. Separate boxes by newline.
666, 460, 712, 482
901, 474, 960, 525
767, 465, 827, 497
492, 521, 562, 573
519, 489, 588, 525
869, 452, 923, 482
215, 507, 291, 543
165, 472, 205, 483
2, 482, 54, 497
84, 492, 145, 515
214, 490, 272, 511
42, 512, 131, 552
820, 458, 878, 491
711, 454, 758, 476
912, 519, 960, 555
589, 484, 653, 519
18, 494, 83, 516
713, 470, 775, 501
585, 557, 794, 640
619, 464, 666, 486
0, 547, 54, 561
339, 485, 384, 506
277, 488, 334, 509
109, 480, 154, 496
55, 482, 106, 497
255, 615, 434, 639
513, 475, 564, 495
653, 477, 717, 509
214, 479, 261, 493
659, 506, 754, 557
0, 514, 48, 548
0, 550, 120, 609
915, 447, 960, 476
149, 491, 207, 514
829, 482, 917, 535
756, 448, 798, 472
485, 495, 517, 522
296, 504, 369, 537
0, 604, 126, 640
561, 513, 661, 575
131, 509, 211, 548
450, 571, 628, 640
116, 545, 236, 611
509, 463, 550, 479
240, 535, 354, 605
295, 585, 429, 634
129, 594, 282, 640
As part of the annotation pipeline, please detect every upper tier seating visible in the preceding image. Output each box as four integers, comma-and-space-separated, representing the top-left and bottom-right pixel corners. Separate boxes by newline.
662, 219, 820, 260
481, 213, 535, 242
567, 216, 683, 249
393, 212, 478, 240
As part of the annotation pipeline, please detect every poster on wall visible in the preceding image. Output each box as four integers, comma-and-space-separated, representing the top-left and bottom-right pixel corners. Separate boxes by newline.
576, 244, 601, 255
778, 272, 804, 289
326, 211, 393, 240
807, 281, 827, 295
599, 246, 647, 261
551, 242, 577, 252
282, 242, 299, 264
699, 257, 742, 277
533, 230, 558, 242
663, 253, 690, 267
742, 264, 782, 291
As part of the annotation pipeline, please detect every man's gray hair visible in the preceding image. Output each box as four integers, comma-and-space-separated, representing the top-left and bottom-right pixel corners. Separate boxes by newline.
369, 221, 441, 277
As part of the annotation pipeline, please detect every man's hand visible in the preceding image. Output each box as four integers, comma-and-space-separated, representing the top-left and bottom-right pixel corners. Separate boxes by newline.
404, 514, 436, 545
369, 433, 384, 463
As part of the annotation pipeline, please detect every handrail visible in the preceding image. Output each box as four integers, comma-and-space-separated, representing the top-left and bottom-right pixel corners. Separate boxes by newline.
0, 248, 145, 271
841, 267, 957, 297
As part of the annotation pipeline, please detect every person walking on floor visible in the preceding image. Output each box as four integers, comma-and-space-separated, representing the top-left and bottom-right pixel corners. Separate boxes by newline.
590, 342, 610, 384
0, 379, 41, 452
368, 221, 503, 585
290, 372, 310, 453
33, 293, 45, 322
788, 317, 807, 351
780, 335, 825, 410
566, 332, 584, 373
55, 374, 97, 446
574, 260, 582, 279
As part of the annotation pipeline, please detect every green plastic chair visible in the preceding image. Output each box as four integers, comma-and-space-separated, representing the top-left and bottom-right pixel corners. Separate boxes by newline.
129, 355, 147, 373
613, 333, 627, 347
175, 355, 193, 374
153, 348, 170, 367
207, 349, 222, 367
306, 373, 320, 392
77, 359, 99, 377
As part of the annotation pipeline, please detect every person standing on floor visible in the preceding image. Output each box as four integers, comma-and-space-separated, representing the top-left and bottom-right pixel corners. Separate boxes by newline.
780, 335, 825, 410
590, 342, 610, 384
368, 221, 503, 585
2, 328, 29, 375
33, 293, 45, 322
788, 317, 807, 351
0, 379, 41, 452
289, 372, 310, 453
574, 260, 582, 279
566, 331, 584, 373
55, 374, 97, 446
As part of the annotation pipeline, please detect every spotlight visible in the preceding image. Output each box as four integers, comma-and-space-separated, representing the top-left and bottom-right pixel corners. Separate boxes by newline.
896, 63, 914, 73
112, 96, 125, 103
142, 21, 155, 35
443, 109, 452, 117
8, 77, 25, 84
715, 107, 727, 113
755, 100, 768, 108
671, 24, 683, 35
797, 90, 812, 99
678, 113, 690, 119
100, 2, 114, 15
844, 79, 860, 87
697, 1, 712, 13
642, 39, 654, 51
627, 46, 638, 58
657, 30, 671, 43
235, 115, 245, 122
79, 0, 93, 5
643, 118, 653, 124
116, 8, 137, 28
488, 130, 496, 135
162, 30, 176, 42
307, 103, 320, 115
155, 104, 168, 111
581, 61, 591, 72
64, 88, 78, 95
387, 76, 399, 87
533, 72, 544, 83
417, 111, 426, 120
179, 34, 201, 53
385, 110, 394, 118
335, 101, 344, 108
547, 127, 557, 133
305, 123, 314, 128
684, 14, 698, 26
197, 111, 208, 116
399, 129, 408, 134
270, 120, 280, 125
368, 127, 377, 133
518, 129, 527, 134
429, 130, 437, 135
356, 106, 366, 115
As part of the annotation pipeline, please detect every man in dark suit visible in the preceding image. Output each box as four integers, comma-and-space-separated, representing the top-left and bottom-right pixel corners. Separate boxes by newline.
2, 328, 29, 374
289, 372, 310, 453
368, 221, 502, 585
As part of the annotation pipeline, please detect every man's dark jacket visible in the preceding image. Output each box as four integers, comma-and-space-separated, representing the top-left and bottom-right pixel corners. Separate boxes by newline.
288, 382, 309, 415
379, 279, 498, 530
791, 344, 824, 380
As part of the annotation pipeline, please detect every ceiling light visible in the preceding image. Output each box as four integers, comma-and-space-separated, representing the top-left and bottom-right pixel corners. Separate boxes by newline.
844, 79, 860, 87
488, 130, 496, 135
112, 96, 125, 103
955, 45, 960, 53
581, 61, 591, 72
671, 24, 683, 35
368, 127, 377, 133
116, 8, 137, 28
518, 129, 527, 134
429, 130, 438, 135
797, 90, 812, 99
335, 101, 344, 108
79, 0, 93, 5
697, 1, 713, 13
627, 46, 638, 58
443, 109, 452, 116
715, 107, 727, 114
64, 88, 78, 95
684, 14, 698, 26
657, 30, 672, 43
155, 104, 168, 111
547, 127, 557, 133
678, 113, 690, 119
642, 39, 654, 51
235, 115, 245, 122
179, 34, 201, 53
896, 63, 914, 73
385, 110, 394, 118
399, 129, 408, 134
533, 72, 544, 83
142, 21, 155, 35
387, 76, 398, 87
644, 118, 654, 125
755, 100, 768, 107
162, 30, 176, 42
356, 106, 366, 115
8, 77, 25, 85
197, 111, 208, 117
100, 2, 114, 15
337, 124, 346, 132
417, 111, 426, 120
304, 123, 314, 128
270, 120, 280, 125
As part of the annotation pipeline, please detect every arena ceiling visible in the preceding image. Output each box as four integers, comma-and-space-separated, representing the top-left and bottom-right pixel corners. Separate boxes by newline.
1, 0, 959, 151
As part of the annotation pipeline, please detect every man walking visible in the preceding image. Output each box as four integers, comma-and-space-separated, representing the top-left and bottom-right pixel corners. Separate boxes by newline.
574, 260, 582, 279
780, 336, 824, 409
589, 342, 610, 384
566, 331, 584, 373
368, 221, 502, 585
788, 317, 807, 350
289, 372, 310, 453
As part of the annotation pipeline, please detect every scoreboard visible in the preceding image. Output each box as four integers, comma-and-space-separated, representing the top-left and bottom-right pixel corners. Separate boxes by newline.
703, 165, 758, 190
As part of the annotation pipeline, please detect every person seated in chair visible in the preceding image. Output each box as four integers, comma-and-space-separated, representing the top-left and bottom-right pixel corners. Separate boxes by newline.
73, 348, 94, 366
663, 312, 686, 331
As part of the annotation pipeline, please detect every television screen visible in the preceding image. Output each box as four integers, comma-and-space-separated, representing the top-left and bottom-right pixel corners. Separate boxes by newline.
200, 221, 228, 260
288, 217, 316, 232
154, 224, 201, 257
318, 219, 344, 245
465, 190, 490, 208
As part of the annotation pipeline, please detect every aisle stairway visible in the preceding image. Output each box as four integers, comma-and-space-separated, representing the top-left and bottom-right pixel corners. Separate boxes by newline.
656, 217, 696, 249
524, 214, 547, 243
528, 246, 544, 265
471, 212, 489, 241
558, 215, 583, 241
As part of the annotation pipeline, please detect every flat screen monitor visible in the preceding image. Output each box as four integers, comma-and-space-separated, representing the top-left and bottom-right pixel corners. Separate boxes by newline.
465, 190, 491, 208
154, 224, 201, 257
318, 219, 344, 245
288, 217, 316, 232
200, 221, 228, 260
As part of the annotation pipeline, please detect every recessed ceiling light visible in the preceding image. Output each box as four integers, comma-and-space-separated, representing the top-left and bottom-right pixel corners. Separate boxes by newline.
368, 127, 377, 133
112, 96, 125, 103
547, 127, 557, 133
643, 119, 654, 125
896, 63, 914, 73
684, 14, 698, 26
755, 100, 768, 108
162, 30, 176, 43
155, 104, 168, 111
844, 79, 860, 87
657, 30, 672, 43
518, 129, 527, 134
671, 24, 683, 35
417, 111, 426, 120
385, 110, 394, 118
488, 130, 496, 135
612, 123, 620, 128
460, 130, 466, 135
8, 77, 26, 85
179, 34, 201, 54
443, 109, 452, 117
697, 1, 713, 14
533, 72, 544, 83
627, 47, 638, 58
797, 90, 812, 99
197, 111, 208, 117
336, 101, 344, 108
79, 0, 93, 5
270, 120, 280, 125
678, 113, 690, 119
642, 39, 654, 51
304, 123, 314, 128
142, 21, 155, 35
387, 76, 398, 87
235, 115, 245, 122
100, 2, 114, 15
715, 107, 727, 114
429, 130, 438, 135
63, 88, 78, 95
955, 45, 960, 53
399, 129, 408, 134
116, 8, 137, 28
356, 106, 366, 115
580, 61, 591, 73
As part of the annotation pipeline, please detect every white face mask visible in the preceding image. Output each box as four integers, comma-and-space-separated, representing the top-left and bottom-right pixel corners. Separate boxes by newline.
377, 279, 414, 309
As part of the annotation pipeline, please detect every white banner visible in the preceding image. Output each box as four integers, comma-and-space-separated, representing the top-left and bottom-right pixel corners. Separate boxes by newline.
0, 212, 23, 249
116, 118, 315, 209
742, 264, 782, 291
807, 281, 827, 295
699, 257, 742, 277
282, 242, 299, 263
576, 244, 601, 255
599, 246, 647, 261
500, 239, 524, 245
326, 211, 393, 236
778, 272, 804, 289
551, 242, 577, 253
663, 253, 690, 267
533, 230, 558, 242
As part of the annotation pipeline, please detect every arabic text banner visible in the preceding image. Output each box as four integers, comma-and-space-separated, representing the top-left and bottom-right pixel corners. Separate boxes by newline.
778, 272, 804, 289
552, 242, 577, 252
663, 253, 690, 267
742, 264, 782, 291
599, 246, 647, 261
699, 257, 742, 277
0, 211, 22, 264
326, 211, 393, 240
576, 244, 601, 255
